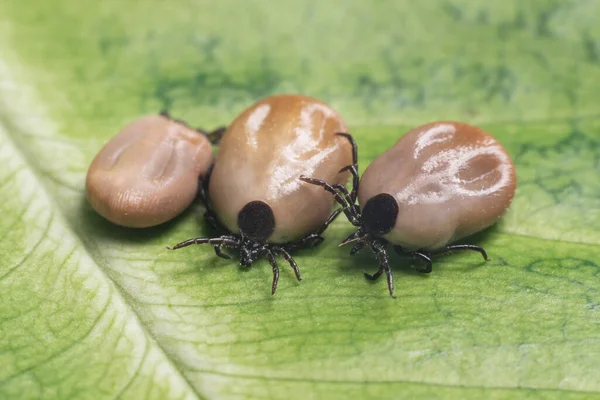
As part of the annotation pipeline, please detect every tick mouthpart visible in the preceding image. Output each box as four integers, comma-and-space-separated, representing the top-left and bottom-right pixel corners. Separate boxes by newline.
339, 235, 365, 247
339, 228, 369, 247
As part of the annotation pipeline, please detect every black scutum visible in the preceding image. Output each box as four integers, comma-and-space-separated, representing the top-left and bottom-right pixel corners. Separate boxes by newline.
237, 201, 276, 242
362, 193, 399, 236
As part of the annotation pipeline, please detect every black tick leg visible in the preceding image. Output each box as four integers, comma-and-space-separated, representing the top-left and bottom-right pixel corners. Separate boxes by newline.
429, 244, 490, 261
412, 252, 433, 273
273, 247, 302, 281
264, 250, 280, 295
213, 244, 232, 260
198, 126, 227, 144
367, 240, 395, 298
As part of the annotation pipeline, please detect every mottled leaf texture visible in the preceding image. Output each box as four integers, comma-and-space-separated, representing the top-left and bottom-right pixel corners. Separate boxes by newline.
1, 1, 600, 399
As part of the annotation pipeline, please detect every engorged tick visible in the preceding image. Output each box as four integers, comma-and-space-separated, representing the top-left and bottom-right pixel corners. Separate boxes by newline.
86, 112, 224, 228
300, 121, 517, 298
168, 94, 354, 294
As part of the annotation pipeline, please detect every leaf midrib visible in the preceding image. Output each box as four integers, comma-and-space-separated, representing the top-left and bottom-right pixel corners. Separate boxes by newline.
176, 367, 600, 395
0, 51, 204, 400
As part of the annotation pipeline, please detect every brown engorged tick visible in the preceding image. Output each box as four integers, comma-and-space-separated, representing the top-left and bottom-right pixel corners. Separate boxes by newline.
86, 113, 221, 228
301, 121, 517, 298
168, 94, 354, 295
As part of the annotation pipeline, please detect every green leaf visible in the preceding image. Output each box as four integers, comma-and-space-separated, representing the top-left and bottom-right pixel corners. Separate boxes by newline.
2, 1, 600, 399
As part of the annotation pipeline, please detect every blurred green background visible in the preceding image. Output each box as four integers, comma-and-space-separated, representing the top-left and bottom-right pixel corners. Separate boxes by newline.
1, 1, 600, 399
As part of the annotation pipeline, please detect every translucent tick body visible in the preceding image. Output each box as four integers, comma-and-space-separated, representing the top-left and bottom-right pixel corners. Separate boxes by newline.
86, 113, 219, 228
301, 121, 517, 297
169, 94, 353, 294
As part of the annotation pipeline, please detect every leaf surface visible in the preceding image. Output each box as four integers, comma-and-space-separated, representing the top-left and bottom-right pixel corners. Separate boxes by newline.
1, 1, 600, 399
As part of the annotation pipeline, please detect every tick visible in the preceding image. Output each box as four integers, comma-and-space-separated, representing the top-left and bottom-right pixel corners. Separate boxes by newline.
86, 112, 224, 228
168, 94, 353, 294
300, 121, 517, 297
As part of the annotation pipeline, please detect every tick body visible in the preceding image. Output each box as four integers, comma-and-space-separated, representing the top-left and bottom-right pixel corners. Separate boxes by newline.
169, 94, 353, 294
86, 113, 222, 228
301, 121, 516, 297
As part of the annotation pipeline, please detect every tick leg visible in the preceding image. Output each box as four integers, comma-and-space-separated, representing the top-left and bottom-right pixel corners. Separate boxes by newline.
284, 233, 324, 252
394, 245, 433, 273
412, 252, 433, 273
198, 126, 227, 144
338, 165, 359, 203
198, 169, 215, 220
198, 176, 210, 207
332, 182, 363, 222
203, 210, 220, 230
377, 251, 395, 298
264, 250, 280, 295
330, 183, 354, 210
336, 133, 358, 167
368, 240, 395, 298
335, 133, 359, 202
198, 163, 215, 210
273, 247, 302, 281
299, 176, 350, 208
213, 244, 231, 259
160, 109, 226, 144
315, 208, 343, 235
350, 240, 366, 255
159, 109, 182, 123
200, 175, 219, 229
167, 236, 239, 250
363, 267, 384, 281
392, 244, 406, 256
159, 110, 195, 129
429, 244, 490, 261
299, 175, 361, 226
280, 208, 343, 252
339, 230, 366, 252
199, 168, 228, 232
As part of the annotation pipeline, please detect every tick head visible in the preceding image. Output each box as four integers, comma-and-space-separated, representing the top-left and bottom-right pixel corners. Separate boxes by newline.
361, 193, 399, 237
237, 201, 275, 242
